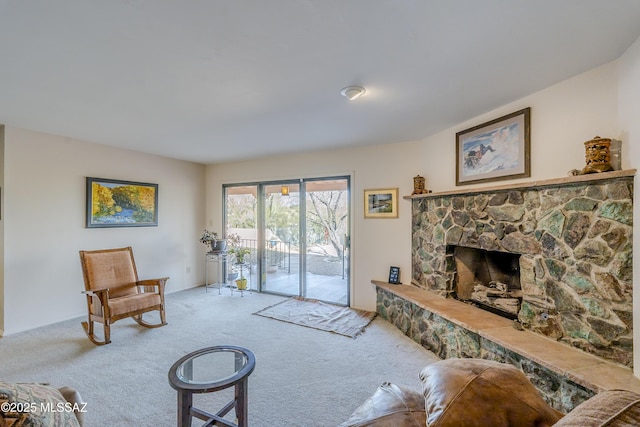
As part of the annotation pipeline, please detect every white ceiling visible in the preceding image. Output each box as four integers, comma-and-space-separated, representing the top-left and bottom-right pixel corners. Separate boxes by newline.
1, 1, 640, 165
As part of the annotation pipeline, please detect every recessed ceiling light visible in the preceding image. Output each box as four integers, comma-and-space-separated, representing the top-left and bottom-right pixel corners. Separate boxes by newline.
340, 86, 366, 101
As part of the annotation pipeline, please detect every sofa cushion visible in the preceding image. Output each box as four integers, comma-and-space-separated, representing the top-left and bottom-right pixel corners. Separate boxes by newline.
553, 389, 640, 427
339, 382, 426, 427
0, 382, 81, 427
420, 358, 563, 427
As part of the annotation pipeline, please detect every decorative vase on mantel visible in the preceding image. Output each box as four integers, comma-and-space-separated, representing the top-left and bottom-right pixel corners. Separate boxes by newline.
581, 136, 614, 174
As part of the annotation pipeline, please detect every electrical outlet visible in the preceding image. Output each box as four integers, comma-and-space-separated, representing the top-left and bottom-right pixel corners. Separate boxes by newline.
186, 267, 191, 274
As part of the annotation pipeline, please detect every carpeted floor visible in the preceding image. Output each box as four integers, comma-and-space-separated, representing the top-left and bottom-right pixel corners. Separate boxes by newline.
253, 297, 376, 337
0, 287, 439, 427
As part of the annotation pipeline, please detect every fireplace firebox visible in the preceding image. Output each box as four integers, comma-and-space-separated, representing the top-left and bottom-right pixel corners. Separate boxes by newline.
451, 246, 522, 319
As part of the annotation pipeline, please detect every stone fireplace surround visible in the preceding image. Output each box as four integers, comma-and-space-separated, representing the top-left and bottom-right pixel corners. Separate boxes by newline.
374, 170, 638, 411
414, 170, 634, 366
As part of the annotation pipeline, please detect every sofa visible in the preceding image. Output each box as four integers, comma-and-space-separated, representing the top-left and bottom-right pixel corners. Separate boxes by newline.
340, 358, 640, 427
0, 382, 85, 427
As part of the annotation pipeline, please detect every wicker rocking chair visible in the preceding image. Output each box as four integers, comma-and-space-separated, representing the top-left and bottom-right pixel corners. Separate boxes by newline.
79, 246, 168, 345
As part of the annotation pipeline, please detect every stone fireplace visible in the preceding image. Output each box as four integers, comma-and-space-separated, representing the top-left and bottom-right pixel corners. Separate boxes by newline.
411, 171, 634, 367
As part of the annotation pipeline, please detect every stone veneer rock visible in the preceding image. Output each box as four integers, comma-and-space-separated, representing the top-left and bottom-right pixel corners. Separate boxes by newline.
376, 287, 594, 412
411, 173, 634, 366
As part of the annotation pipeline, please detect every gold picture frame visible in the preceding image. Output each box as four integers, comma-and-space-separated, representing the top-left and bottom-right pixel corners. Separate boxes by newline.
86, 177, 159, 228
456, 107, 531, 186
364, 188, 398, 218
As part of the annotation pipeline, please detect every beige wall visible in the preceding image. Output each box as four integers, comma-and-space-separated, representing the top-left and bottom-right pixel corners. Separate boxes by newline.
421, 60, 620, 191
206, 141, 425, 311
618, 36, 640, 373
1, 127, 206, 335
206, 48, 635, 319
0, 126, 4, 335
421, 42, 640, 377
1, 34, 638, 373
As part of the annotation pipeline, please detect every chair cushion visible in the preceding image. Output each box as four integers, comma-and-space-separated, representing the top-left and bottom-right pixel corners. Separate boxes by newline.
420, 358, 563, 427
0, 382, 81, 427
108, 292, 161, 317
339, 382, 426, 427
81, 249, 138, 296
553, 389, 640, 426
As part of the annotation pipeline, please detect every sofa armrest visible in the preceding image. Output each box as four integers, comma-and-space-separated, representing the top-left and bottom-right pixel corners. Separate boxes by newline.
552, 389, 640, 426
57, 386, 86, 427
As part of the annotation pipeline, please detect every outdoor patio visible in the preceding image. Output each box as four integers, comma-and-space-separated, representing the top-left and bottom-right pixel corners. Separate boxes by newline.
218, 251, 349, 305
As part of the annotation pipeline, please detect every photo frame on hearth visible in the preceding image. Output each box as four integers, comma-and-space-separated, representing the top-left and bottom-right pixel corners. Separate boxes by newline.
86, 177, 158, 228
456, 107, 531, 186
388, 266, 401, 284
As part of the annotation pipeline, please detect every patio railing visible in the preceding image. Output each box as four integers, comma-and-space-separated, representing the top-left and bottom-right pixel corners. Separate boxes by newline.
233, 238, 291, 273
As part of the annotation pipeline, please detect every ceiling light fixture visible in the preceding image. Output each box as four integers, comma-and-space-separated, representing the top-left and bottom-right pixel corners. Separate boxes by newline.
281, 185, 290, 196
340, 86, 366, 101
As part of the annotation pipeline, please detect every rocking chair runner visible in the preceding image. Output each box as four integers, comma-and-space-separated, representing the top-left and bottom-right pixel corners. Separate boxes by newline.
79, 247, 169, 345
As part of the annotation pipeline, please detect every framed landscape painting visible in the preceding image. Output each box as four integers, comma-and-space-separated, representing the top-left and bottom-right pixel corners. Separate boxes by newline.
456, 107, 531, 186
364, 188, 398, 218
86, 177, 158, 228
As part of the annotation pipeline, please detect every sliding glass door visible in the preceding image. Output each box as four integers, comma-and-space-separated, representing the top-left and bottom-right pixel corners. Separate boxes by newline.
261, 182, 300, 296
224, 185, 258, 291
303, 178, 349, 305
224, 176, 350, 305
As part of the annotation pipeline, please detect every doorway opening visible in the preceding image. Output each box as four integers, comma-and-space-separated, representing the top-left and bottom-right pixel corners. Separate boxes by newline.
223, 176, 350, 305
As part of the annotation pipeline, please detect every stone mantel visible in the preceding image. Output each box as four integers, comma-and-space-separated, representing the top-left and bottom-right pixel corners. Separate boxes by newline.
403, 169, 636, 200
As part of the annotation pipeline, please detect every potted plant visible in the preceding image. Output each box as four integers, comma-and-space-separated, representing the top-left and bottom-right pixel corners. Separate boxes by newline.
199, 229, 227, 253
227, 233, 251, 290
235, 271, 248, 290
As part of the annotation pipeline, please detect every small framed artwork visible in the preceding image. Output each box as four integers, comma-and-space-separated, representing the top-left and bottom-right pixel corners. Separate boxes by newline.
364, 188, 398, 218
86, 177, 158, 228
388, 266, 401, 284
456, 107, 531, 186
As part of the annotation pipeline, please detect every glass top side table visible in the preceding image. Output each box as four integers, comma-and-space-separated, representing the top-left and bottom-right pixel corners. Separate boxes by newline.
168, 345, 256, 427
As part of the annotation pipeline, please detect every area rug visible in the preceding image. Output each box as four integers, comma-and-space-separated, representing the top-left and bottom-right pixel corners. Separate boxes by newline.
253, 297, 376, 338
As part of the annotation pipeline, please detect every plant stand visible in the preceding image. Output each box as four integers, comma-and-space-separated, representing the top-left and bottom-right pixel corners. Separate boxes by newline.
231, 262, 252, 297
204, 252, 232, 294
